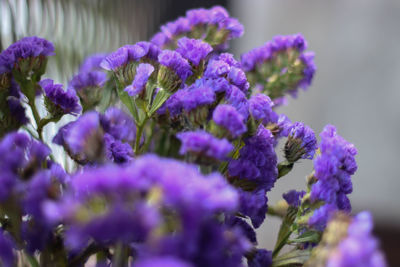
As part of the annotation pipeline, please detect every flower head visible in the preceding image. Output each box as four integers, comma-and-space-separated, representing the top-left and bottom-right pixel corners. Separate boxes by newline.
176, 37, 213, 66
284, 122, 317, 162
177, 130, 233, 161
212, 104, 247, 138
310, 125, 357, 213
40, 79, 81, 116
124, 63, 154, 97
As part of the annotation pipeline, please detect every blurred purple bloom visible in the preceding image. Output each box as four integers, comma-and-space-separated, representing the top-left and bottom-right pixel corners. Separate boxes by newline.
177, 130, 233, 161
0, 230, 15, 267
79, 53, 108, 73
100, 107, 136, 142
69, 71, 107, 92
248, 249, 272, 267
104, 133, 133, 164
326, 212, 387, 267
64, 111, 101, 155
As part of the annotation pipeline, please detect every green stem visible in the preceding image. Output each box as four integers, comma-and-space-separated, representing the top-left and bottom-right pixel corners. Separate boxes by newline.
28, 97, 43, 140
272, 229, 293, 258
134, 117, 149, 155
25, 252, 40, 267
112, 242, 129, 267
142, 119, 155, 153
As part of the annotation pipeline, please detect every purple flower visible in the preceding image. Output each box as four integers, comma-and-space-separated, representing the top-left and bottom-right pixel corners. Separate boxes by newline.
158, 89, 185, 117
44, 155, 239, 252
0, 37, 54, 69
285, 122, 317, 162
135, 257, 193, 267
64, 111, 101, 155
104, 133, 133, 164
308, 204, 336, 231
248, 93, 276, 123
326, 212, 387, 267
136, 41, 161, 61
310, 125, 357, 212
79, 53, 108, 73
40, 79, 81, 116
0, 230, 15, 267
240, 33, 315, 98
100, 107, 136, 142
282, 190, 305, 207
0, 132, 50, 200
22, 166, 66, 252
123, 44, 147, 62
298, 52, 316, 89
248, 249, 272, 267
225, 85, 249, 120
100, 47, 129, 71
176, 37, 213, 66
158, 50, 192, 82
228, 126, 277, 227
181, 81, 216, 112
217, 53, 240, 67
124, 63, 154, 97
212, 104, 247, 138
204, 59, 230, 78
69, 71, 107, 92
238, 189, 268, 228
177, 130, 233, 161
227, 67, 249, 93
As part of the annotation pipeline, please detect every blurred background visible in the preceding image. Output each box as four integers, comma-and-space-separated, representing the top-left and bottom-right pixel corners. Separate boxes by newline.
1, 0, 399, 265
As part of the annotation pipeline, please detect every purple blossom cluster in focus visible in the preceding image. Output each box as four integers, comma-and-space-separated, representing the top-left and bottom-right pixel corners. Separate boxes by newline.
0, 5, 387, 267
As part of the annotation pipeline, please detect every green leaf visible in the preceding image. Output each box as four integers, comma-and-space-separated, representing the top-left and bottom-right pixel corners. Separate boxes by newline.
272, 249, 311, 267
278, 160, 294, 179
273, 206, 298, 257
288, 230, 321, 244
148, 88, 171, 116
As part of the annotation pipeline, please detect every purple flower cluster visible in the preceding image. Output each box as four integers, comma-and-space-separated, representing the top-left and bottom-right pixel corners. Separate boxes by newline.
176, 37, 213, 66
228, 126, 278, 227
45, 155, 250, 266
248, 93, 277, 124
326, 212, 387, 267
100, 42, 160, 72
309, 125, 357, 230
0, 36, 54, 74
0, 230, 15, 267
212, 104, 247, 138
177, 130, 233, 161
69, 71, 107, 92
240, 33, 316, 100
124, 63, 155, 97
0, 7, 383, 266
285, 122, 317, 162
40, 79, 81, 116
54, 108, 135, 164
241, 34, 307, 72
158, 50, 193, 82
282, 190, 306, 207
151, 6, 243, 49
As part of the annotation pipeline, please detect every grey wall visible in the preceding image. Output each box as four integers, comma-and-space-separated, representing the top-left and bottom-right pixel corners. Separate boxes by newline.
231, 0, 400, 248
